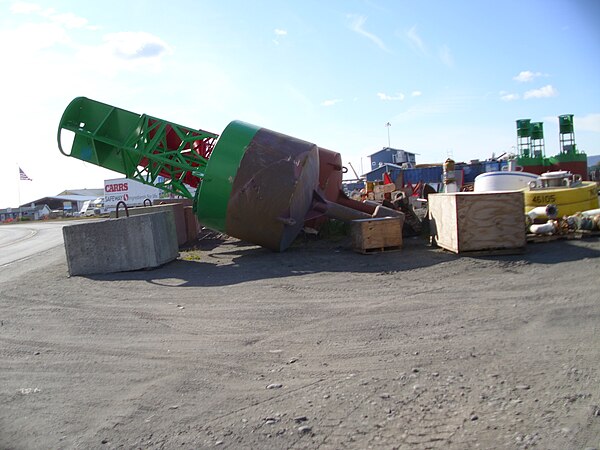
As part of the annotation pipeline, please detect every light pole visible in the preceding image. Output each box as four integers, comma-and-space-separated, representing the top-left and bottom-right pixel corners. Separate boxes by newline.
385, 122, 391, 148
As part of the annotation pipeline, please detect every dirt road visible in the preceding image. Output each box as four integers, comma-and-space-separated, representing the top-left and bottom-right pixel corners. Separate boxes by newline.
1, 234, 599, 449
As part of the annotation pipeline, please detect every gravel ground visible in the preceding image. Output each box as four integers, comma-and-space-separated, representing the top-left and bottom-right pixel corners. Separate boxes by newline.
1, 234, 599, 449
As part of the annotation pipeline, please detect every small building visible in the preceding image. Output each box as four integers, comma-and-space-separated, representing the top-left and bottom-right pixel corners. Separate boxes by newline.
0, 207, 19, 222
368, 147, 416, 170
0, 204, 51, 222
23, 195, 101, 216
22, 204, 52, 220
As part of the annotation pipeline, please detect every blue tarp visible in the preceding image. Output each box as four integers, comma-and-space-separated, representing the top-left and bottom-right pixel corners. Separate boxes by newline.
366, 161, 509, 185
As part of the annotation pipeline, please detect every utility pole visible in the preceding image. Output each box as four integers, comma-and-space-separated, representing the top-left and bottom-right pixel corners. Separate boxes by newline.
385, 122, 391, 148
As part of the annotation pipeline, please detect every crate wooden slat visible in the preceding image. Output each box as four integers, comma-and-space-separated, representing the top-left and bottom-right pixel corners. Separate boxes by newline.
527, 229, 600, 243
428, 191, 525, 254
351, 216, 404, 254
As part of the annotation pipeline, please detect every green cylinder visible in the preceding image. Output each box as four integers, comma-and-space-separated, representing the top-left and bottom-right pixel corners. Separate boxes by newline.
530, 122, 544, 140
559, 114, 574, 134
194, 121, 260, 232
516, 119, 531, 138
194, 122, 320, 251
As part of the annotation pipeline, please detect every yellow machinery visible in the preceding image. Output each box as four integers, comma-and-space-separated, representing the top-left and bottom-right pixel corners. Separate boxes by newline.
524, 171, 598, 216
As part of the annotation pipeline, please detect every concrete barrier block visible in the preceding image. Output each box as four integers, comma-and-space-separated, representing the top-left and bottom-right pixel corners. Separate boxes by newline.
63, 211, 179, 276
156, 198, 194, 207
110, 203, 187, 247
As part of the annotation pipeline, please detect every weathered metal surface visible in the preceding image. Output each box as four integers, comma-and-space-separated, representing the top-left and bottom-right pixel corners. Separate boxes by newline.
225, 128, 319, 251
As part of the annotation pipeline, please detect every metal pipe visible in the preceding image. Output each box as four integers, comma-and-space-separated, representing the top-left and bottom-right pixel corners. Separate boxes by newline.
323, 201, 372, 221
115, 201, 129, 218
529, 220, 556, 234
527, 204, 558, 220
581, 208, 600, 217
372, 205, 404, 218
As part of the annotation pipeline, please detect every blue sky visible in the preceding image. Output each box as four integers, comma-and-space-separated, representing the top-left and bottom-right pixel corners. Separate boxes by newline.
1, 0, 599, 208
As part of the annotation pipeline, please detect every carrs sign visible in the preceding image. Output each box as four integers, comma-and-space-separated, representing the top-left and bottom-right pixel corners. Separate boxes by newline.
103, 178, 165, 210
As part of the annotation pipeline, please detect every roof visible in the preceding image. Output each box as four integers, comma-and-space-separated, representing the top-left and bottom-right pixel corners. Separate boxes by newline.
362, 163, 405, 176
0, 204, 50, 214
48, 195, 100, 202
58, 188, 104, 196
18, 195, 99, 210
368, 147, 415, 158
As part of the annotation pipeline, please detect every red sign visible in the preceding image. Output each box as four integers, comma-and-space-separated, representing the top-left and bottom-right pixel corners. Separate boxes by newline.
105, 182, 129, 192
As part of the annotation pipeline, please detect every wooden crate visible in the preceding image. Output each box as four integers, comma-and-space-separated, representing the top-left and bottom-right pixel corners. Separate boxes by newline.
351, 216, 404, 254
428, 191, 525, 254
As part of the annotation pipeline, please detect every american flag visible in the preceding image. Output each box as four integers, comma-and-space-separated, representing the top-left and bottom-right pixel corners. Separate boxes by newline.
19, 167, 32, 181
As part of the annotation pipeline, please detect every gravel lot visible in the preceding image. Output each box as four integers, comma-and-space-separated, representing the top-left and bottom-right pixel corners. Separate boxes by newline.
1, 233, 599, 449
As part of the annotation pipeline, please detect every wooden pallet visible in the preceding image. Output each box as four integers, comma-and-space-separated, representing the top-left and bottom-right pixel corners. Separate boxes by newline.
527, 230, 600, 243
355, 244, 402, 255
446, 247, 526, 256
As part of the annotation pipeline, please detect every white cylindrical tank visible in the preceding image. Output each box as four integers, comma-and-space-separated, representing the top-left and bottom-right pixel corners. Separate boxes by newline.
474, 171, 539, 192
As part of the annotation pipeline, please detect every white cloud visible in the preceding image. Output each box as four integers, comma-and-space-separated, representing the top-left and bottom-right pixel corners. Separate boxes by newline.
273, 28, 287, 45
50, 12, 89, 29
321, 99, 342, 107
501, 92, 520, 101
103, 32, 171, 60
576, 113, 600, 133
411, 91, 422, 97
10, 1, 41, 14
513, 70, 543, 82
390, 93, 479, 124
524, 84, 558, 99
0, 22, 71, 51
406, 25, 426, 54
10, 2, 94, 29
347, 14, 389, 52
377, 92, 405, 101
439, 44, 454, 68
405, 27, 452, 67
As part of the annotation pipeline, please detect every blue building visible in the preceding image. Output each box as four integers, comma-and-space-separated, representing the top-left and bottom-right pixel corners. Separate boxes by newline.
363, 163, 405, 183
363, 147, 417, 183
368, 147, 416, 171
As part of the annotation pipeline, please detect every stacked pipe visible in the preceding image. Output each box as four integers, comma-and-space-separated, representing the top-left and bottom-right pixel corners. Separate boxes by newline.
526, 204, 600, 235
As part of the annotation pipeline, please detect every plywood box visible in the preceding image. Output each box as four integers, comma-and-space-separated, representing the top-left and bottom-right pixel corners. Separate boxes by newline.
372, 183, 396, 195
428, 191, 525, 254
351, 216, 404, 254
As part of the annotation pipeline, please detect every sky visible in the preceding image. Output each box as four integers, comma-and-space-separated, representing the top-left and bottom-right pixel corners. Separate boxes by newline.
1, 0, 599, 208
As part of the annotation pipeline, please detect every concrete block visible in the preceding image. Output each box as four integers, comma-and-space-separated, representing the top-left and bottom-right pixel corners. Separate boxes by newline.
155, 198, 194, 207
63, 211, 179, 276
112, 203, 187, 247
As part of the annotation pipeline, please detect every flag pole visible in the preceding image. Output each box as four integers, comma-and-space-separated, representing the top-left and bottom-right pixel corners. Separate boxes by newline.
17, 164, 22, 220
